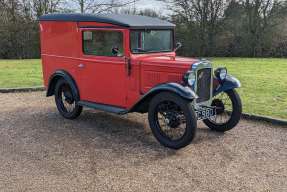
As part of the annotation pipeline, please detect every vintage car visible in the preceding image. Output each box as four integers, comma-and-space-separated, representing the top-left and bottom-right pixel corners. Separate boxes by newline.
39, 13, 242, 149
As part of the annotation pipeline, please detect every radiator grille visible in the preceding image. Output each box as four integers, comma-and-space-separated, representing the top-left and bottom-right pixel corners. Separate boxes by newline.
196, 68, 211, 103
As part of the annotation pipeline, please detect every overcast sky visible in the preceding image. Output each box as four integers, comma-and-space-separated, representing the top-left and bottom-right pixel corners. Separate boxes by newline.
135, 0, 165, 10
131, 0, 171, 15
65, 0, 171, 15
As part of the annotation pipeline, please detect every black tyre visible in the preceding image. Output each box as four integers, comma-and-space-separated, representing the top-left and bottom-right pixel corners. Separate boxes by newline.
148, 92, 197, 149
203, 89, 242, 132
54, 79, 82, 119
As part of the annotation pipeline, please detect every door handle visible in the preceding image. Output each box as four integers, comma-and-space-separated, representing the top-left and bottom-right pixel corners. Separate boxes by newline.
78, 63, 85, 68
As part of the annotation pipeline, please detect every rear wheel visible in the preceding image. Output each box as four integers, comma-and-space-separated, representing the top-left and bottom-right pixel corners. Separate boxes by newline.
54, 79, 82, 119
148, 92, 197, 149
203, 89, 242, 132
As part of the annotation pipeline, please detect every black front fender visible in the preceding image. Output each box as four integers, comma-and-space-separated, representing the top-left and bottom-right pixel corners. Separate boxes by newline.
147, 82, 198, 100
129, 83, 197, 113
213, 75, 241, 96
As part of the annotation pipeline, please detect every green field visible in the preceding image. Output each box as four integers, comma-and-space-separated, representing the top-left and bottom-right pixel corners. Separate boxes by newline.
0, 59, 42, 88
0, 58, 286, 119
211, 58, 287, 120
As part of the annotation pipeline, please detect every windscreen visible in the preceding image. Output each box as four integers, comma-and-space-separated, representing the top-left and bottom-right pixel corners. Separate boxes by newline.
130, 29, 173, 53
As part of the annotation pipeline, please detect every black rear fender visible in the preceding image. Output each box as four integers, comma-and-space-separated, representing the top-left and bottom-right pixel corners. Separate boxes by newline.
46, 70, 80, 102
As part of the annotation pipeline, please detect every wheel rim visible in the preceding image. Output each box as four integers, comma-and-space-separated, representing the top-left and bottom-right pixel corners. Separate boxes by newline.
155, 101, 187, 141
57, 83, 76, 113
208, 92, 233, 125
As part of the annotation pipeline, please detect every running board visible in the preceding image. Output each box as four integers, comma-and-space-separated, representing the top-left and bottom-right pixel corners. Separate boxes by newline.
78, 101, 128, 115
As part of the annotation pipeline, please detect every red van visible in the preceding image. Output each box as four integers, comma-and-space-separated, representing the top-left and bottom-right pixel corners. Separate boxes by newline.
39, 13, 242, 149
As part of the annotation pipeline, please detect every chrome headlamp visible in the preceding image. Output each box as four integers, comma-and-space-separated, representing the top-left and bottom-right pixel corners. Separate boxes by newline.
214, 67, 227, 81
183, 70, 196, 86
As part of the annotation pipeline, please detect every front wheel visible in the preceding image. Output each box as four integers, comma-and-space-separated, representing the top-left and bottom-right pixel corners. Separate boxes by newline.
148, 92, 197, 149
203, 89, 242, 132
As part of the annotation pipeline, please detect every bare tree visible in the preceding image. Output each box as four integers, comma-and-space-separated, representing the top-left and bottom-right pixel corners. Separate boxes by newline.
1, 0, 287, 58
69, 0, 139, 14
165, 0, 228, 55
115, 7, 165, 18
0, 0, 61, 58
31, 0, 62, 17
242, 0, 283, 56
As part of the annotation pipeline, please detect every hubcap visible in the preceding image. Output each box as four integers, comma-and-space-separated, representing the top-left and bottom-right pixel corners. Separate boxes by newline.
208, 92, 232, 125
156, 101, 186, 141
212, 99, 225, 114
59, 84, 76, 113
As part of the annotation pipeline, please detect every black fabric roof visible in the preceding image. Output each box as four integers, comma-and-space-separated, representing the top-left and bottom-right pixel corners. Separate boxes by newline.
39, 13, 175, 29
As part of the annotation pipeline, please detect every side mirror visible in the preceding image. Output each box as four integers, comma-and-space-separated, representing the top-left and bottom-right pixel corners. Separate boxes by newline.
174, 42, 182, 52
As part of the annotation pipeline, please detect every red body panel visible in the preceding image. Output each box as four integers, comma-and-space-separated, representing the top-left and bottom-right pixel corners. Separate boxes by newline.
40, 21, 198, 109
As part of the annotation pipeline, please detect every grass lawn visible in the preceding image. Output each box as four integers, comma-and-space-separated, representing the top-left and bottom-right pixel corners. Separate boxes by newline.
0, 59, 42, 88
211, 58, 287, 120
0, 58, 286, 119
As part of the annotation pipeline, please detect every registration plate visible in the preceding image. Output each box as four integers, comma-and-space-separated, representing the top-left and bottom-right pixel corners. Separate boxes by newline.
195, 106, 216, 120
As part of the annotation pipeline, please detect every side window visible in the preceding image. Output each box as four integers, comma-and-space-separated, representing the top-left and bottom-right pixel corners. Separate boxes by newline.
83, 30, 123, 57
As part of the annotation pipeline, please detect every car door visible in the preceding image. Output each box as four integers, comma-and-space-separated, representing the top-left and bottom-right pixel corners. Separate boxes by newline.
78, 28, 128, 108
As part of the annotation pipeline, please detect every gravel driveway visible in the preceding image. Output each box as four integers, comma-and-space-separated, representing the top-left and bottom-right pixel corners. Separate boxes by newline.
0, 92, 286, 192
